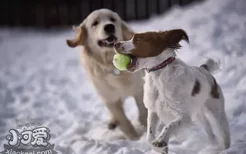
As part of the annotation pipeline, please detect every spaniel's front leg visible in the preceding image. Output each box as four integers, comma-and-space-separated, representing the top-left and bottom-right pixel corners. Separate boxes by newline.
152, 116, 184, 154
146, 111, 159, 144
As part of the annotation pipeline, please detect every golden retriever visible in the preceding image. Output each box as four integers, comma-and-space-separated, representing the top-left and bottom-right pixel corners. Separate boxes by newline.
66, 9, 147, 140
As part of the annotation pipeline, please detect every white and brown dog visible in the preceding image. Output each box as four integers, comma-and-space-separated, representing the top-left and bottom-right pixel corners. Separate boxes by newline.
66, 9, 147, 140
114, 29, 230, 153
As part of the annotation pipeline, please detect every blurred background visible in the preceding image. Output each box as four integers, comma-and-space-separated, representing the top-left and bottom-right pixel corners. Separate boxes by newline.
1, 0, 246, 154
0, 0, 203, 28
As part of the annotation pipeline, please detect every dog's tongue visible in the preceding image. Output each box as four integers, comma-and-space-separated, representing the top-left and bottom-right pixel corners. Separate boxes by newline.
106, 35, 116, 42
127, 56, 137, 71
103, 35, 117, 45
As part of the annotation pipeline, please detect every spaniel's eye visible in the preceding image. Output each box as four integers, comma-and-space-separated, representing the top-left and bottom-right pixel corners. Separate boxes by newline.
110, 17, 116, 22
134, 37, 141, 42
92, 21, 99, 26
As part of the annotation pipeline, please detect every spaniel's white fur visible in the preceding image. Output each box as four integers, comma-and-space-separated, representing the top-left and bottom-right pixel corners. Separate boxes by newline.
114, 30, 231, 153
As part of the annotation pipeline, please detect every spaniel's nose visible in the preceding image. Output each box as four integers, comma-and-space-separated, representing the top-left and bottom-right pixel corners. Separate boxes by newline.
114, 42, 121, 49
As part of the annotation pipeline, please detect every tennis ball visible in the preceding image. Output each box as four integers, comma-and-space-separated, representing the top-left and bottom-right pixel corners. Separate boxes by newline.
113, 53, 131, 71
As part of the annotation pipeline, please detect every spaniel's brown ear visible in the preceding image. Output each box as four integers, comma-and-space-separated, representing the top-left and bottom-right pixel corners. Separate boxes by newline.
121, 21, 134, 40
161, 29, 189, 49
66, 25, 87, 48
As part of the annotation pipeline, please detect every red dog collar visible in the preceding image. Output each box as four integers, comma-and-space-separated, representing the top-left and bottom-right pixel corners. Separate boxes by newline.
146, 57, 176, 73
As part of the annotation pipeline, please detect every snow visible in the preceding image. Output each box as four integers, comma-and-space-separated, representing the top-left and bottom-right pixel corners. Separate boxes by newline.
0, 0, 246, 153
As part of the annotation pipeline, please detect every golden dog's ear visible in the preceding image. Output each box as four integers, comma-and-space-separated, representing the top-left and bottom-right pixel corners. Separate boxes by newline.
121, 21, 134, 40
66, 25, 87, 48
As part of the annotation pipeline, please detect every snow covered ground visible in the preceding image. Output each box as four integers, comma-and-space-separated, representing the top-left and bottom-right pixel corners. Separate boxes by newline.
1, 0, 246, 153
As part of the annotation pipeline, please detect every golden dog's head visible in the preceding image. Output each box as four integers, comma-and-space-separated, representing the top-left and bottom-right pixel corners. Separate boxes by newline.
66, 9, 134, 53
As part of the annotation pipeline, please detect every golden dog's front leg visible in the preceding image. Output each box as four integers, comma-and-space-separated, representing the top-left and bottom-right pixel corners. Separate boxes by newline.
106, 100, 139, 140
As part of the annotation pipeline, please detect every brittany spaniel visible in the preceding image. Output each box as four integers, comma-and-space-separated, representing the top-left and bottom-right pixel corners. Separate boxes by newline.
114, 29, 230, 154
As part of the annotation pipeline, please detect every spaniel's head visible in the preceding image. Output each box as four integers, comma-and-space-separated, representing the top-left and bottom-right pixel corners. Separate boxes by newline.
114, 29, 189, 72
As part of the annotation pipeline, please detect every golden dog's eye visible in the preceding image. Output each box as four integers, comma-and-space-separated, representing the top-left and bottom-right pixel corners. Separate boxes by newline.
92, 21, 98, 26
110, 17, 116, 22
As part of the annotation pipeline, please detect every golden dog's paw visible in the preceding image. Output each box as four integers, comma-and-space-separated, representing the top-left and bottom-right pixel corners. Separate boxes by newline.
107, 121, 118, 130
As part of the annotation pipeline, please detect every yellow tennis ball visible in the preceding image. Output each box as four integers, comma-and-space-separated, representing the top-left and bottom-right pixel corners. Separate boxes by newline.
113, 53, 131, 71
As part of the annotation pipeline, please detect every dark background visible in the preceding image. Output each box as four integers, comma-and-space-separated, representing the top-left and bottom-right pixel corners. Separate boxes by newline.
0, 0, 203, 28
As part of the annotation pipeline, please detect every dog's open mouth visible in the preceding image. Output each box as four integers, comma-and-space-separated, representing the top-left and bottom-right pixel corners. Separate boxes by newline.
127, 54, 137, 72
98, 35, 117, 47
